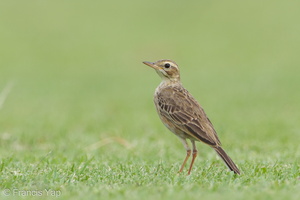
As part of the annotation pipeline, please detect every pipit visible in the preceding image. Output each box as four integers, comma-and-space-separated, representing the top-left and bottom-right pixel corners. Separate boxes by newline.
143, 59, 240, 175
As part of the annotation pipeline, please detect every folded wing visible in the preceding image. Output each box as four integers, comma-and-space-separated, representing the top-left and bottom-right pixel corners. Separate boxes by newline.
155, 86, 221, 146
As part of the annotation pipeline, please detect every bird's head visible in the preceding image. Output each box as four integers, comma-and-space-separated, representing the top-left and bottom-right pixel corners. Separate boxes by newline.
143, 59, 180, 81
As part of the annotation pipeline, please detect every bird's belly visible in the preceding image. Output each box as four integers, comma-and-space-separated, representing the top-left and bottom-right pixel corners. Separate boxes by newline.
159, 116, 193, 140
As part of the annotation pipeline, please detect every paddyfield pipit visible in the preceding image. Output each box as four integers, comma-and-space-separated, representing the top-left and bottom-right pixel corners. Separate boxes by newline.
143, 59, 240, 175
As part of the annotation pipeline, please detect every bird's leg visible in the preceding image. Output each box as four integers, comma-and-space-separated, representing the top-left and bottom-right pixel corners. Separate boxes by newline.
187, 140, 198, 175
178, 138, 191, 173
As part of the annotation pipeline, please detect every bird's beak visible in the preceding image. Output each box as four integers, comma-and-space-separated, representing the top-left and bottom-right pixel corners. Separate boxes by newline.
143, 61, 161, 70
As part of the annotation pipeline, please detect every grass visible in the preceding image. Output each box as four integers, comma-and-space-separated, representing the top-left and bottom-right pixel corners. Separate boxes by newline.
0, 0, 300, 199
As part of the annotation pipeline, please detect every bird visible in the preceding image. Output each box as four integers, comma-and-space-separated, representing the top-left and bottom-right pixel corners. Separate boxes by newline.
143, 59, 240, 175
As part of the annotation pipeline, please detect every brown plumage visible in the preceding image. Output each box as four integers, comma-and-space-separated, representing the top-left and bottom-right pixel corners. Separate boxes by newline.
143, 59, 240, 175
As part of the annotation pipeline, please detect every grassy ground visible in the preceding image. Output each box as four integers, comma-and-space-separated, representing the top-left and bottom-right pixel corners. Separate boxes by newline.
0, 1, 300, 199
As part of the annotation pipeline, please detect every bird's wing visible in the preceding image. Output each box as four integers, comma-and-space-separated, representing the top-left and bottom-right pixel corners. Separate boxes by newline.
156, 86, 221, 146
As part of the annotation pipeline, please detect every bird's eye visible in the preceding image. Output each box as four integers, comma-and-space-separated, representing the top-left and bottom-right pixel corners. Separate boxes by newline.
164, 63, 171, 68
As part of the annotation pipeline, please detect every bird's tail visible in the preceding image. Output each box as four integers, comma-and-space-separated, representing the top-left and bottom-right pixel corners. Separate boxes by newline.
214, 146, 240, 175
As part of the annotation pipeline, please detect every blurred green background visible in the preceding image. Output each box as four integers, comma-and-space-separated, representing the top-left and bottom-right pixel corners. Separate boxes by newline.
0, 0, 299, 199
